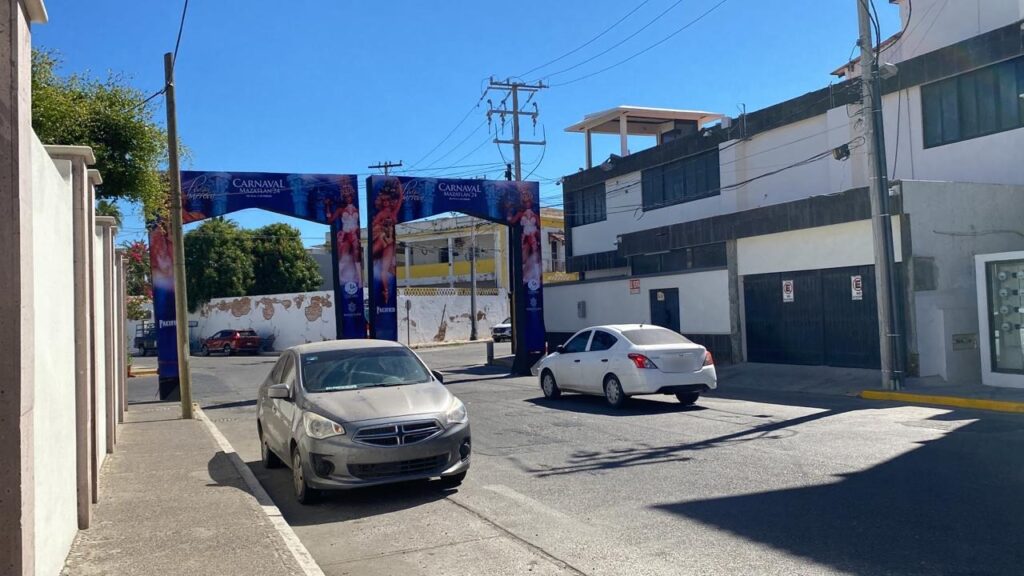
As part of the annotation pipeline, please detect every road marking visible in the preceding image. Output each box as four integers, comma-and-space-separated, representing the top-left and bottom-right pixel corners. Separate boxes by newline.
196, 406, 326, 576
861, 390, 1024, 414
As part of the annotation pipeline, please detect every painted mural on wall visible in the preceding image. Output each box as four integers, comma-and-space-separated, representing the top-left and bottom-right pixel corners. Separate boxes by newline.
367, 176, 545, 353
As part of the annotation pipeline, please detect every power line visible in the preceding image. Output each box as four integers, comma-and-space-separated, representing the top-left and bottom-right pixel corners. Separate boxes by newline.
551, 0, 732, 87
172, 0, 190, 68
518, 0, 653, 78
542, 0, 688, 80
406, 93, 488, 170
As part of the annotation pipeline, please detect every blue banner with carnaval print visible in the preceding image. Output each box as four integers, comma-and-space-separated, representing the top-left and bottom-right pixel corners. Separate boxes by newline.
367, 176, 545, 353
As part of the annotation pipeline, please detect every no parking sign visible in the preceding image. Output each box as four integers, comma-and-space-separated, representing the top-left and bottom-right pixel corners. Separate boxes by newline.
782, 279, 794, 303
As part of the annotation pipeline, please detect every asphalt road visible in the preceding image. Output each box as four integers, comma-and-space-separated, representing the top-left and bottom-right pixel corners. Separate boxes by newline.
131, 343, 1024, 576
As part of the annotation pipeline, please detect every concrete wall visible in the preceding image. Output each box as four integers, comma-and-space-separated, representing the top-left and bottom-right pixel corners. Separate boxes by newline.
192, 289, 511, 349
30, 135, 77, 576
736, 219, 904, 277
903, 180, 1024, 383
92, 227, 107, 472
544, 270, 730, 335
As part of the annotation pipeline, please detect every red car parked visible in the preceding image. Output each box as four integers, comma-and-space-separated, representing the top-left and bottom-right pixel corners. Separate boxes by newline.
200, 329, 261, 356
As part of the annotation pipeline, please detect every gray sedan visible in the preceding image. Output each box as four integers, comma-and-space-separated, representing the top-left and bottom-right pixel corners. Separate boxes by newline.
256, 340, 471, 504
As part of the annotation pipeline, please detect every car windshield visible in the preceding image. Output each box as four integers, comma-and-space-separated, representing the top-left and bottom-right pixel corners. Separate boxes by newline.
300, 348, 432, 392
621, 328, 692, 346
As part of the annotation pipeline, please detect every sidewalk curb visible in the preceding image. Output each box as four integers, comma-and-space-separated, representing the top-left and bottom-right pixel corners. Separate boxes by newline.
195, 406, 326, 576
860, 390, 1024, 414
129, 367, 158, 377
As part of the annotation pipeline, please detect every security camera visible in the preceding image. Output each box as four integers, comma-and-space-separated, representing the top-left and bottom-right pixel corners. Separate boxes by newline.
879, 62, 898, 79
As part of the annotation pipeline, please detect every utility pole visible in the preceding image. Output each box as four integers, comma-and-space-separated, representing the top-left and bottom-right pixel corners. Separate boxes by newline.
487, 78, 547, 180
369, 160, 403, 176
487, 78, 546, 354
163, 52, 193, 419
469, 218, 478, 340
857, 1, 904, 390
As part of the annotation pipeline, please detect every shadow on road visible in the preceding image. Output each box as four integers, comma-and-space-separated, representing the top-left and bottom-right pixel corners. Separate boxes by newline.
246, 461, 456, 525
522, 406, 840, 478
527, 394, 708, 417
653, 410, 1024, 575
440, 364, 517, 384
203, 398, 257, 411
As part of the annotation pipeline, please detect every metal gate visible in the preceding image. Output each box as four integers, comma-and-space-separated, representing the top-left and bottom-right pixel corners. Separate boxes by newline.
743, 266, 880, 369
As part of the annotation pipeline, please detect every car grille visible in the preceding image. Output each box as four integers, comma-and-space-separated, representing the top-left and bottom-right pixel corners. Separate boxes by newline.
354, 420, 443, 447
348, 454, 449, 480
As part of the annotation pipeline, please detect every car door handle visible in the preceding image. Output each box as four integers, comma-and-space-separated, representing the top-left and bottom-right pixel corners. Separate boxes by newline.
574, 359, 581, 363
601, 359, 608, 363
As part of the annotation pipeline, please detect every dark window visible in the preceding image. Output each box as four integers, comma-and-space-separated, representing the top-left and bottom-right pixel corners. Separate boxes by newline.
621, 328, 692, 346
280, 354, 296, 385
589, 331, 618, 352
641, 149, 720, 210
630, 242, 727, 276
438, 247, 450, 263
922, 55, 1024, 148
563, 331, 592, 353
567, 183, 606, 228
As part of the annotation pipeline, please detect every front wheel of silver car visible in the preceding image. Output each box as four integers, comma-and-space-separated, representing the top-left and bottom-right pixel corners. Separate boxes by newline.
292, 448, 317, 505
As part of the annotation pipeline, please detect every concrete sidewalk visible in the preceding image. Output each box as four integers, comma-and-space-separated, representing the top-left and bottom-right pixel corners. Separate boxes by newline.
61, 395, 311, 576
712, 362, 1024, 413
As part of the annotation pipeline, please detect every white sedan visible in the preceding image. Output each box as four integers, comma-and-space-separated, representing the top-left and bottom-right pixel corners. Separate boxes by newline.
534, 324, 717, 408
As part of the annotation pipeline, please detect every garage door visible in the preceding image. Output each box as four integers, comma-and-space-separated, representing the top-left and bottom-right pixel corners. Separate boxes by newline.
743, 266, 880, 369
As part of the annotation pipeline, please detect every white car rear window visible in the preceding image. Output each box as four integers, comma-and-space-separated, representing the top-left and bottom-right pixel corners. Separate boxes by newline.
621, 328, 692, 345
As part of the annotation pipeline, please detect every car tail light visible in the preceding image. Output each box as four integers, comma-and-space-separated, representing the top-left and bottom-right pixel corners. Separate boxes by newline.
703, 351, 714, 366
232, 333, 240, 340
628, 353, 658, 369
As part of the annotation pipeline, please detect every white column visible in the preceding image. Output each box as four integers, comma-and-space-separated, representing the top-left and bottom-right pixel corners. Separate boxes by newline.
404, 243, 411, 289
619, 114, 629, 157
447, 236, 455, 288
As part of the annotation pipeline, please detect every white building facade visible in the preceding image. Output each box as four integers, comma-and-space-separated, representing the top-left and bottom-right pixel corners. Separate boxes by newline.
550, 0, 1024, 386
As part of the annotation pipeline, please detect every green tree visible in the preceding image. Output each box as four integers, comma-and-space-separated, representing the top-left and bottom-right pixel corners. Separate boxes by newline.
250, 223, 323, 296
184, 219, 254, 312
95, 199, 122, 225
31, 49, 169, 220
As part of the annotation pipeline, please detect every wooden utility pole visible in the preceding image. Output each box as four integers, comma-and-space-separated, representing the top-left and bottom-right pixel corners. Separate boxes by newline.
487, 78, 546, 353
857, 1, 904, 390
369, 160, 403, 176
163, 52, 193, 419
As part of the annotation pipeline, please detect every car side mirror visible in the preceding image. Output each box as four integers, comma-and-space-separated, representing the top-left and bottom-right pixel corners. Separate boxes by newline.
432, 370, 445, 384
268, 383, 291, 400
555, 345, 566, 354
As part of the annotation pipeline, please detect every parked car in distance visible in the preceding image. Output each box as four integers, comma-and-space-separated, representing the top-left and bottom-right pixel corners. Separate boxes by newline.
200, 329, 261, 356
256, 340, 471, 504
134, 324, 157, 357
491, 317, 512, 342
534, 324, 716, 408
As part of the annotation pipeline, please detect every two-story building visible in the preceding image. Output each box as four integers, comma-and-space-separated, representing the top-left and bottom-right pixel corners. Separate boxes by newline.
548, 0, 1024, 387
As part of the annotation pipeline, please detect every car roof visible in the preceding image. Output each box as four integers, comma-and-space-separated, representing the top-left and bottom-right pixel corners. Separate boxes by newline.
288, 339, 407, 355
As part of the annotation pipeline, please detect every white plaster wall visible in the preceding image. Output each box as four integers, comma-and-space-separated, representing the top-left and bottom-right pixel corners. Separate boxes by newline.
30, 135, 78, 576
191, 290, 510, 349
397, 291, 510, 346
544, 270, 730, 335
903, 181, 1024, 384
92, 227, 107, 471
737, 219, 903, 277
883, 0, 1022, 68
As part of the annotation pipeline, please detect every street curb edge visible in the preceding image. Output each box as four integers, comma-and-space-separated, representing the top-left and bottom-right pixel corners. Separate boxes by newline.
860, 390, 1024, 414
195, 406, 327, 576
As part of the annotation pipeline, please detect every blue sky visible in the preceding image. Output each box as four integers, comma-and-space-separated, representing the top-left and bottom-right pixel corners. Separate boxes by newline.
35, 0, 899, 246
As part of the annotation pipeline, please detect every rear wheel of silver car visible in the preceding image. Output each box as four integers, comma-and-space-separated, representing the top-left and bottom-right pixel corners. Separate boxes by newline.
675, 392, 700, 406
292, 448, 317, 505
259, 426, 282, 469
439, 471, 467, 489
541, 370, 561, 399
604, 375, 627, 408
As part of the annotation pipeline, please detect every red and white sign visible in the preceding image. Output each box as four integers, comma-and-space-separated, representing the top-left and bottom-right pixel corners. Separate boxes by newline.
851, 275, 863, 301
629, 278, 640, 295
782, 279, 795, 303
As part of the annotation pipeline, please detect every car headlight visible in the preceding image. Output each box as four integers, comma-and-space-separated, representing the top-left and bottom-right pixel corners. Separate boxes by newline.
302, 411, 346, 439
443, 397, 468, 427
